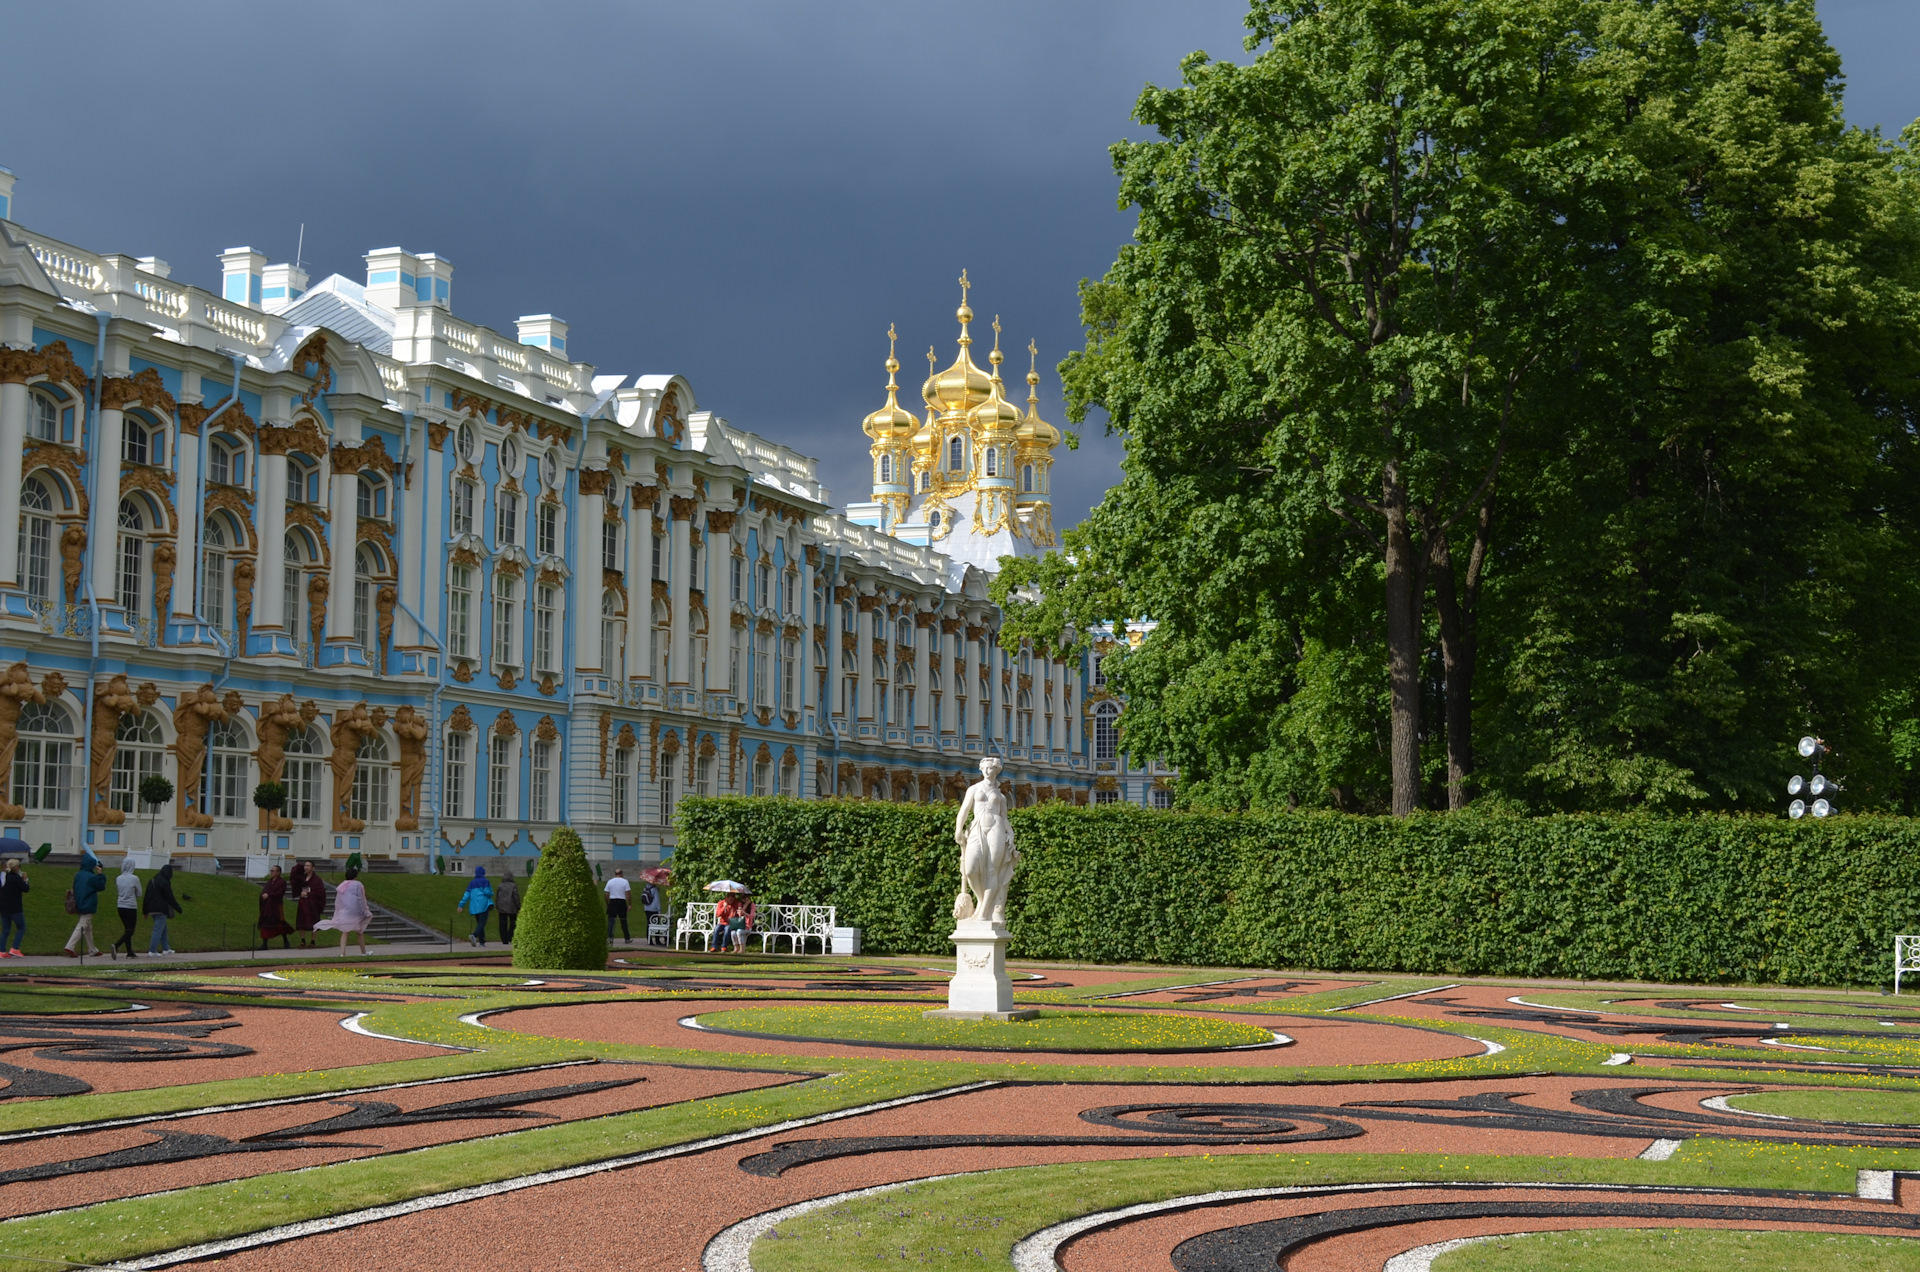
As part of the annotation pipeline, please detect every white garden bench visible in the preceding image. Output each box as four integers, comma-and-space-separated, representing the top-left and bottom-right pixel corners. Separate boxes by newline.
672, 901, 837, 954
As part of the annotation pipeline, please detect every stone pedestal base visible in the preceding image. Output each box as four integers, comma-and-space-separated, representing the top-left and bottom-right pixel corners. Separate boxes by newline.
924, 921, 1038, 1021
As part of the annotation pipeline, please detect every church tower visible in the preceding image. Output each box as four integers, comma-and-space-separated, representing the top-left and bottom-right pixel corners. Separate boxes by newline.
846, 270, 1060, 580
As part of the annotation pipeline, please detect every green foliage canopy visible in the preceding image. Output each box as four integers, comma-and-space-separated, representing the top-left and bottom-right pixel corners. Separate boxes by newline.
996, 0, 1920, 815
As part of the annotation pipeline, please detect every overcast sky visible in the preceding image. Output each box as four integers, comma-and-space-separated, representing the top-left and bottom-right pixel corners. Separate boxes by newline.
3, 1, 1915, 532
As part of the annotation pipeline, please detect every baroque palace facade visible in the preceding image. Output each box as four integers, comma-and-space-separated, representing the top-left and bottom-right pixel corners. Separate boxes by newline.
0, 169, 1171, 872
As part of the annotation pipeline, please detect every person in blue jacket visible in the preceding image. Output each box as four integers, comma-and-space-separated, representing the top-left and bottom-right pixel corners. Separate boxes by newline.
63, 852, 107, 958
460, 865, 494, 948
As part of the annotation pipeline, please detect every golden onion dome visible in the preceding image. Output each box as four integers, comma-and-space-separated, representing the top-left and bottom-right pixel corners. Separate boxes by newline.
861, 324, 918, 442
969, 317, 1024, 434
1017, 339, 1061, 449
921, 271, 993, 418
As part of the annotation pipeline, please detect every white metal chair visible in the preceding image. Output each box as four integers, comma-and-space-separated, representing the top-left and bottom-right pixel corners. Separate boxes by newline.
1896, 935, 1920, 993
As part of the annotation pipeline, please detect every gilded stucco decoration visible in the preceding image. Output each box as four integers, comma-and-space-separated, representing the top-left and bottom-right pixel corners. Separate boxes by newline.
172, 683, 231, 829
447, 704, 476, 733
328, 702, 384, 832
392, 705, 429, 831
291, 333, 333, 405
0, 664, 44, 820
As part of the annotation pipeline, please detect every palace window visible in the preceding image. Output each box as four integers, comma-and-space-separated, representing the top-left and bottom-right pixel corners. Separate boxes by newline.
611, 745, 631, 825
108, 711, 164, 815
984, 447, 997, 477
651, 533, 663, 580
534, 585, 558, 673
448, 564, 474, 658
729, 630, 742, 695
499, 491, 519, 545
754, 633, 769, 706
18, 478, 53, 603
443, 730, 468, 820
730, 554, 743, 601
878, 453, 892, 484
493, 575, 518, 667
781, 757, 798, 798
32, 393, 58, 442
695, 753, 713, 797
753, 752, 770, 797
781, 638, 797, 711
205, 718, 247, 820
1022, 464, 1033, 492
1094, 788, 1119, 805
10, 702, 73, 812
488, 734, 511, 820
456, 422, 476, 462
451, 479, 475, 535
201, 516, 231, 631
287, 460, 308, 505
756, 562, 770, 608
530, 740, 553, 821
537, 502, 558, 556
1094, 702, 1120, 761
1092, 651, 1106, 686
123, 419, 162, 466
601, 591, 622, 677
282, 533, 305, 637
283, 726, 321, 822
118, 499, 153, 618
602, 520, 619, 572
657, 773, 674, 826
947, 435, 963, 470
351, 734, 390, 824
357, 473, 386, 520
1151, 788, 1173, 810
353, 545, 381, 661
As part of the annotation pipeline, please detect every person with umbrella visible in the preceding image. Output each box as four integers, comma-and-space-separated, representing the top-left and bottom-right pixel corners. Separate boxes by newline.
705, 880, 750, 954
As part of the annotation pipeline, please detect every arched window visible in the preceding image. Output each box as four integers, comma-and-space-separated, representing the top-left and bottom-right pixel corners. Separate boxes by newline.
351, 734, 390, 823
947, 435, 963, 470
286, 459, 311, 505
201, 516, 227, 630
878, 453, 892, 484
753, 750, 770, 796
119, 499, 148, 617
1022, 464, 1033, 493
897, 618, 912, 646
499, 490, 520, 545
920, 471, 931, 492
123, 417, 158, 466
780, 754, 798, 798
208, 437, 245, 486
456, 421, 477, 462
536, 501, 558, 555
11, 702, 73, 812
500, 435, 521, 477
283, 726, 321, 822
353, 545, 381, 659
1094, 701, 1120, 762
985, 447, 998, 477
204, 718, 247, 820
31, 393, 59, 442
601, 590, 623, 678
540, 448, 560, 491
109, 710, 165, 815
357, 474, 387, 520
282, 532, 304, 636
17, 477, 53, 603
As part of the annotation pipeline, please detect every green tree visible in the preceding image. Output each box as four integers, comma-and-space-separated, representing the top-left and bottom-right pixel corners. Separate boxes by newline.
1001, 0, 1920, 815
511, 827, 608, 970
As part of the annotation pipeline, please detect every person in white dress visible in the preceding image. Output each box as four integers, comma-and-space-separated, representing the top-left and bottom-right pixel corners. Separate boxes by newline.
315, 866, 372, 956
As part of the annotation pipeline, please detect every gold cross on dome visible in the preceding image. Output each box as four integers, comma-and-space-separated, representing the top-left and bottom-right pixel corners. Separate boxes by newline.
1028, 339, 1039, 374
958, 269, 970, 305
887, 323, 897, 357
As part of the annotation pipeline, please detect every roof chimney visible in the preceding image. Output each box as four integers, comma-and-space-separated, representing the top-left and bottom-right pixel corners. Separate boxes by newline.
415, 253, 453, 310
516, 315, 569, 356
0, 167, 15, 222
219, 246, 266, 310
260, 262, 309, 315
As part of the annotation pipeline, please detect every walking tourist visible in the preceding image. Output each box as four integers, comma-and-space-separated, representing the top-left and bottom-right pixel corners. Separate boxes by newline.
732, 893, 757, 953
316, 867, 372, 956
258, 865, 293, 950
640, 877, 662, 943
293, 862, 326, 947
0, 859, 28, 957
63, 852, 106, 959
494, 872, 520, 945
143, 863, 181, 954
605, 868, 632, 944
112, 858, 141, 958
461, 866, 494, 947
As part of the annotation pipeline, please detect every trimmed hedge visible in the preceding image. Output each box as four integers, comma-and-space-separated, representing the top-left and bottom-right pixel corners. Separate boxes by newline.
672, 799, 1920, 986
512, 826, 609, 970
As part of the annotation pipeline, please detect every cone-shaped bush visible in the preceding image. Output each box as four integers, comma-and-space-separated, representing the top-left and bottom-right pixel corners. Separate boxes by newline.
511, 826, 608, 970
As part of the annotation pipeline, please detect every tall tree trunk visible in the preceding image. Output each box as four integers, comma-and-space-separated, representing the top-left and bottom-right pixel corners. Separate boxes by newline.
1382, 459, 1423, 816
1429, 530, 1474, 809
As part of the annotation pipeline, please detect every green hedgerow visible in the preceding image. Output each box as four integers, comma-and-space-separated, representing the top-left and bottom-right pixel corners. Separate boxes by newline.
511, 826, 608, 971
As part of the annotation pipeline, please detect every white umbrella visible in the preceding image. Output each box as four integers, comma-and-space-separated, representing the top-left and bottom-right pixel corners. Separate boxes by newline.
705, 879, 751, 894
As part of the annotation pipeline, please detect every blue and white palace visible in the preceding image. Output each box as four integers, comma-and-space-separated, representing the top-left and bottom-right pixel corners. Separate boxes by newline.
0, 167, 1171, 872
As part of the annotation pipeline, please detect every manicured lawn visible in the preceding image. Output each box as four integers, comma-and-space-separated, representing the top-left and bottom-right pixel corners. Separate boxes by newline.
7, 868, 270, 955
1435, 1228, 1920, 1270
695, 1003, 1277, 1051
1732, 1088, 1920, 1125
356, 871, 476, 937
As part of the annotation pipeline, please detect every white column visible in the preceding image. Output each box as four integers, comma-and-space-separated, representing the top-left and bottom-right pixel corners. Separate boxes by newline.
575, 479, 605, 670
626, 496, 647, 686
421, 433, 445, 631
962, 620, 981, 739
939, 618, 957, 737
668, 497, 692, 683
326, 469, 357, 640
799, 549, 815, 711
255, 450, 288, 638
985, 627, 1001, 750
172, 416, 201, 620
856, 592, 874, 721
89, 405, 124, 603
0, 378, 26, 586
913, 604, 931, 738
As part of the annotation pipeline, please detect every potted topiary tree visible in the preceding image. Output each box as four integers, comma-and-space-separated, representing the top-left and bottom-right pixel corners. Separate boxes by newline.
511, 826, 608, 971
138, 774, 174, 851
252, 780, 286, 819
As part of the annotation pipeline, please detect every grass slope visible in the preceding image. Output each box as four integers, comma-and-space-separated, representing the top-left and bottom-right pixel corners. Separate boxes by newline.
8, 869, 274, 955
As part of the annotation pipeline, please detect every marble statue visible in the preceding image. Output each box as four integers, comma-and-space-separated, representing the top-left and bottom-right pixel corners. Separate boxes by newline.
953, 755, 1017, 927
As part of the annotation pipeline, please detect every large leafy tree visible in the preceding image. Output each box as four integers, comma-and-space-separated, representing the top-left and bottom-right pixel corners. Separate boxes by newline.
997, 0, 1920, 814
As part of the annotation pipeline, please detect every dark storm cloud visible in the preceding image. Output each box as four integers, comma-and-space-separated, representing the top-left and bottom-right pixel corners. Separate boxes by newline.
1, 1, 1912, 533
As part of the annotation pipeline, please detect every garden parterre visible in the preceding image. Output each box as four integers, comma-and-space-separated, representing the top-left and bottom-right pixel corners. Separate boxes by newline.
7, 953, 1920, 1270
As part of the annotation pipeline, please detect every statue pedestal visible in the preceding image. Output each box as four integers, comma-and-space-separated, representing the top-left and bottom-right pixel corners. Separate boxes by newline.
923, 921, 1038, 1022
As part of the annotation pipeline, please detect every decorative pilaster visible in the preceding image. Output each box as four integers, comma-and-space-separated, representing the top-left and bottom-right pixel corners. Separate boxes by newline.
250, 442, 295, 657
668, 495, 694, 687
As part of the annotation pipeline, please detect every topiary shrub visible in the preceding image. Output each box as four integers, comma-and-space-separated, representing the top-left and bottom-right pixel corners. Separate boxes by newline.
512, 826, 608, 971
